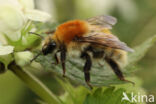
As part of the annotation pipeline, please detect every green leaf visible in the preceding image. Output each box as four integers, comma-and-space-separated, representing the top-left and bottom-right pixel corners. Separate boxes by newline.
35, 35, 156, 87
83, 87, 136, 104
128, 35, 156, 64
25, 34, 42, 48
57, 77, 146, 104
57, 78, 89, 104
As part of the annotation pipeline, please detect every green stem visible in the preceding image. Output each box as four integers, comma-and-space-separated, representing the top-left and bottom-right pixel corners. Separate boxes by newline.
9, 61, 62, 104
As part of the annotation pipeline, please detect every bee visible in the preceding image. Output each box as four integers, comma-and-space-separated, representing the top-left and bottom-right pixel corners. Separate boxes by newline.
31, 15, 134, 88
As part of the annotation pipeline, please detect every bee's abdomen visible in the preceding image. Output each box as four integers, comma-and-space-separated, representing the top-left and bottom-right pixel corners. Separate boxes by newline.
93, 51, 105, 58
82, 45, 127, 67
83, 46, 105, 59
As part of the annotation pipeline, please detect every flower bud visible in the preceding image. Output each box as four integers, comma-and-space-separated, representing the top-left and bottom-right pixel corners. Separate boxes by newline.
14, 51, 33, 67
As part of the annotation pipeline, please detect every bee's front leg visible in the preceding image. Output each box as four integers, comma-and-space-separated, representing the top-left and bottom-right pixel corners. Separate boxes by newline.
81, 52, 93, 89
52, 53, 59, 65
60, 45, 67, 77
52, 50, 61, 65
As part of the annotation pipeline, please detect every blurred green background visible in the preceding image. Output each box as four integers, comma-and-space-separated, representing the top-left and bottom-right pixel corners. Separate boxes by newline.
0, 0, 156, 104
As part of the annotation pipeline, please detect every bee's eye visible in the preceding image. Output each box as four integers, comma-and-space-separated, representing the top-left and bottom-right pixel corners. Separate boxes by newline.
50, 42, 56, 47
42, 41, 56, 55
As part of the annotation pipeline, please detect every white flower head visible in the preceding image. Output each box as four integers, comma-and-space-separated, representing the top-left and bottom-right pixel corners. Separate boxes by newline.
0, 0, 51, 41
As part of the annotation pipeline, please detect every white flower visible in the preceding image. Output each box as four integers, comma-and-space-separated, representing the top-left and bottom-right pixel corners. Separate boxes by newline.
25, 9, 51, 22
0, 4, 25, 36
0, 0, 51, 41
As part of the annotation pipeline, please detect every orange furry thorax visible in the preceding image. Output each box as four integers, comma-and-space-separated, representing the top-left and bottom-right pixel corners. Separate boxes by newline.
53, 20, 89, 44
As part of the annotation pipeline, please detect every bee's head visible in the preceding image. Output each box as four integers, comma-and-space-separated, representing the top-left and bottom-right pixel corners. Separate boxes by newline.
42, 39, 57, 55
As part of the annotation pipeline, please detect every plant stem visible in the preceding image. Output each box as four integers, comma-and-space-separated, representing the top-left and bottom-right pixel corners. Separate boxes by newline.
9, 61, 62, 104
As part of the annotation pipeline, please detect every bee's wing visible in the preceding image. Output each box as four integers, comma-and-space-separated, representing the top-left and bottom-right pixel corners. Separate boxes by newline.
86, 15, 117, 29
74, 32, 134, 52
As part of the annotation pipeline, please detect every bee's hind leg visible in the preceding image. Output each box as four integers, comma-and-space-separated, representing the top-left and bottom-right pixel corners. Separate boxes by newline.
60, 45, 67, 77
81, 52, 93, 89
105, 57, 135, 85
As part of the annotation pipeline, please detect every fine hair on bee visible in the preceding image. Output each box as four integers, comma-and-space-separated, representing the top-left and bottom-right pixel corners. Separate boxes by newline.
30, 15, 135, 89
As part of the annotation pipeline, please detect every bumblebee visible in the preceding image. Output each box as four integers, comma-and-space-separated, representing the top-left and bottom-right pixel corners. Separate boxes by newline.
32, 15, 134, 88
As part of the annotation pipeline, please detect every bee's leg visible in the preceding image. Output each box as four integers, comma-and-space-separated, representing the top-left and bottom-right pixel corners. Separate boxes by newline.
81, 52, 93, 89
52, 52, 59, 65
105, 57, 135, 85
52, 50, 61, 65
60, 45, 67, 77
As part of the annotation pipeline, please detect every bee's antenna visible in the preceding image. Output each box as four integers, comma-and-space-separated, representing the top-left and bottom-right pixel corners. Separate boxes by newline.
29, 32, 44, 39
30, 52, 42, 63
45, 30, 55, 34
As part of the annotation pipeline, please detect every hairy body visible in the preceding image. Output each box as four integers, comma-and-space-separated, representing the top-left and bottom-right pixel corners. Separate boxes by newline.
36, 15, 134, 88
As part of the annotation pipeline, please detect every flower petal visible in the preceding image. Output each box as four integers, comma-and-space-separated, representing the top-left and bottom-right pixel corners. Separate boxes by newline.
4, 31, 21, 41
0, 0, 22, 9
0, 34, 7, 45
25, 9, 51, 22
18, 0, 34, 9
0, 45, 14, 55
0, 5, 25, 34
